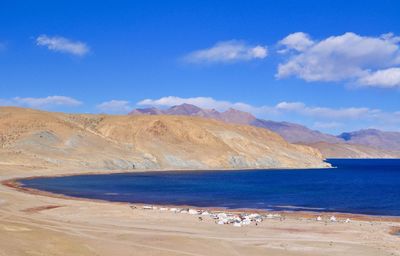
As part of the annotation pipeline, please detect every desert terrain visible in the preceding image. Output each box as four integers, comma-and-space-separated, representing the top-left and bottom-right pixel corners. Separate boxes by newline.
0, 107, 399, 255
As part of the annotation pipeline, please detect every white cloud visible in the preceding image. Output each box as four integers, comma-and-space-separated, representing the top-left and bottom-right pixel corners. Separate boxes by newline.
13, 96, 82, 108
96, 100, 132, 114
275, 102, 372, 119
36, 35, 89, 56
277, 32, 400, 88
136, 96, 400, 132
357, 67, 400, 88
381, 32, 400, 44
278, 32, 314, 52
0, 96, 82, 109
184, 40, 268, 63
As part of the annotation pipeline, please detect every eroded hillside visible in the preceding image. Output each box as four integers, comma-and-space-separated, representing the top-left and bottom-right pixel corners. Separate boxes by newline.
0, 107, 330, 171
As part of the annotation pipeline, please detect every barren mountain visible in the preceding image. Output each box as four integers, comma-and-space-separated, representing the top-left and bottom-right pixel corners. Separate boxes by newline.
129, 104, 400, 158
130, 103, 248, 123
0, 107, 329, 171
250, 119, 343, 144
130, 104, 342, 143
306, 142, 400, 159
338, 129, 400, 151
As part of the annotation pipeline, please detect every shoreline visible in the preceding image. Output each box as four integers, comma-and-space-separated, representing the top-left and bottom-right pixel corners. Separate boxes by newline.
1, 166, 400, 255
4, 170, 400, 224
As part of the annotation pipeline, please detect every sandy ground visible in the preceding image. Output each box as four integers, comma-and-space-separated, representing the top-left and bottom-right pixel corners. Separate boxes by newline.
0, 166, 400, 256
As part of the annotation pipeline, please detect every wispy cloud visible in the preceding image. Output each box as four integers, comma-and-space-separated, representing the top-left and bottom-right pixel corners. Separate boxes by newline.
36, 35, 90, 56
277, 32, 400, 88
96, 100, 132, 114
137, 96, 400, 132
184, 40, 268, 64
0, 96, 82, 109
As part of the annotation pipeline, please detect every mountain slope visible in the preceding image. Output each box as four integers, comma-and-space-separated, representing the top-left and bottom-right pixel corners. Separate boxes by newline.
0, 107, 329, 170
130, 104, 341, 143
338, 129, 400, 151
306, 142, 400, 159
129, 104, 400, 158
129, 104, 254, 124
250, 119, 343, 144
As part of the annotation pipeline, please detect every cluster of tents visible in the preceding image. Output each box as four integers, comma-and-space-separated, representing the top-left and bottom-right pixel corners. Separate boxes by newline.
134, 204, 351, 227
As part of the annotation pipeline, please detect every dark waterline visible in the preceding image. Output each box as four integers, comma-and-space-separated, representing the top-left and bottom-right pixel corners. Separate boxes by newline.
20, 159, 400, 216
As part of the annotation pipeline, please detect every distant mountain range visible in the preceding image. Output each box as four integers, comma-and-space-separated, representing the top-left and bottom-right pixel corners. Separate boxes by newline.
338, 129, 400, 151
130, 104, 400, 158
130, 104, 255, 125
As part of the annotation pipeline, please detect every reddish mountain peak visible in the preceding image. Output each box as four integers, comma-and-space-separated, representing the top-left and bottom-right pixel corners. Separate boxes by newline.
129, 107, 164, 115
223, 108, 254, 115
129, 104, 257, 125
201, 108, 222, 119
166, 103, 203, 115
220, 108, 256, 124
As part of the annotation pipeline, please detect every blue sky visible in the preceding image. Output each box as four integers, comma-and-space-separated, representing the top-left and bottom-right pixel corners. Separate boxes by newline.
1, 0, 400, 134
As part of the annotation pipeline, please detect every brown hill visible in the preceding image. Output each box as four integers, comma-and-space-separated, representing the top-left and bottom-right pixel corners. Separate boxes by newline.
0, 107, 329, 171
251, 119, 343, 144
308, 142, 400, 159
338, 129, 400, 151
129, 103, 253, 124
130, 104, 400, 158
129, 104, 343, 143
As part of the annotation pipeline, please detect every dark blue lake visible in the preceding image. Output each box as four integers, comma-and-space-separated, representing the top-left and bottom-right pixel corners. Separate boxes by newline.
21, 159, 400, 216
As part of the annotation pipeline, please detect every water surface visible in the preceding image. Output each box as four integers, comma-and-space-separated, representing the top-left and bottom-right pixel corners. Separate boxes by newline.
21, 159, 400, 216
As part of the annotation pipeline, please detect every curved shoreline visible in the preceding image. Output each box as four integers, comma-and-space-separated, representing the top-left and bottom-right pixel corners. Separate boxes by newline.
1, 166, 400, 256
4, 171, 400, 224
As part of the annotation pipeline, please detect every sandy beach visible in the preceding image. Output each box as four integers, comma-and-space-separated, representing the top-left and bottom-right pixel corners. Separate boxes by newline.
0, 166, 399, 256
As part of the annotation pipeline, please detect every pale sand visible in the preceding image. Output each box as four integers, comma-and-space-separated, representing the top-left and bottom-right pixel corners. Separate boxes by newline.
0, 166, 400, 256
